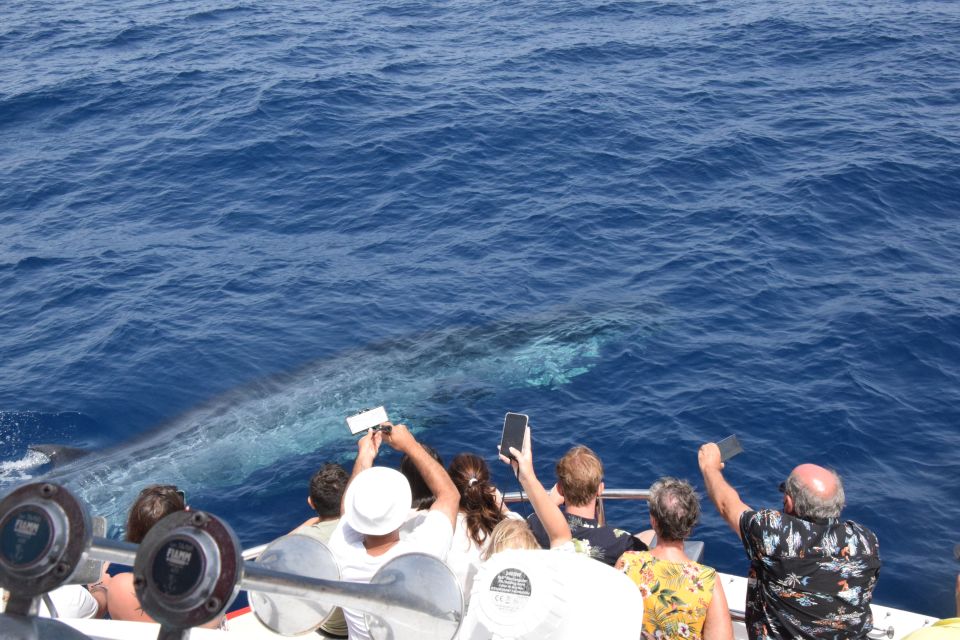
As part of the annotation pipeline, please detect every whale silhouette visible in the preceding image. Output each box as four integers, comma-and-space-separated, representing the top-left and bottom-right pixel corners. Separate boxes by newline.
5, 311, 641, 529
27, 443, 90, 466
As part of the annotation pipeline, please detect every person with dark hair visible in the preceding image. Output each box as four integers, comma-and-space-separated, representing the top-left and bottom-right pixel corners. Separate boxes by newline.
398, 443, 445, 536
446, 452, 515, 595
617, 477, 733, 640
400, 444, 443, 510
295, 462, 350, 528
699, 443, 881, 640
292, 462, 350, 638
527, 444, 648, 565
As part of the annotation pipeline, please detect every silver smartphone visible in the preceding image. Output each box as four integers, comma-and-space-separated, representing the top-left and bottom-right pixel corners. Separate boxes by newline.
346, 406, 389, 435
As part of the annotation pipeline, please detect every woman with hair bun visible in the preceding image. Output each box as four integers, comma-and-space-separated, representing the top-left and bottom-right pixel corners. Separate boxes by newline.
446, 453, 517, 596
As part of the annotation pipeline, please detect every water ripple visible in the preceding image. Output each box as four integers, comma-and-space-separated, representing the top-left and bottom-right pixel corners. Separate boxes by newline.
0, 0, 958, 617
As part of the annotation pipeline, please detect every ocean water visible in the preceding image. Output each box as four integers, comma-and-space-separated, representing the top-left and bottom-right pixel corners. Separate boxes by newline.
2, 0, 959, 619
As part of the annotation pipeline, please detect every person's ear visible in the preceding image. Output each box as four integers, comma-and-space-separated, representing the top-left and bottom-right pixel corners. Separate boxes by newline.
307, 497, 315, 510
783, 494, 794, 515
599, 481, 605, 496
556, 482, 565, 497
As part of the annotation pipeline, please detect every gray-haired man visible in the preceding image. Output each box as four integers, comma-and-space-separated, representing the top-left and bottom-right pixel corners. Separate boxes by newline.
699, 443, 880, 640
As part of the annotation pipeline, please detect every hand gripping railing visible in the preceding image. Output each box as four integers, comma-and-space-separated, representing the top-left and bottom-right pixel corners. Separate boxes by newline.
0, 482, 462, 640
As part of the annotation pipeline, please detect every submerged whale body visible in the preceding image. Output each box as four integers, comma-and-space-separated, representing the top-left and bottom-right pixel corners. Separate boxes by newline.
11, 311, 640, 528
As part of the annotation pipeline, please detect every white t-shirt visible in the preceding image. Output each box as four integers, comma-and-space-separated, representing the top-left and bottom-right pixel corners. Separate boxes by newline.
40, 585, 99, 619
328, 510, 454, 640
446, 511, 524, 601
398, 508, 430, 537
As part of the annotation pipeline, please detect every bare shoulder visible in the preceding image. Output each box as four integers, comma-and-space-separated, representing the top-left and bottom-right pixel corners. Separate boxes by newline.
106, 572, 154, 623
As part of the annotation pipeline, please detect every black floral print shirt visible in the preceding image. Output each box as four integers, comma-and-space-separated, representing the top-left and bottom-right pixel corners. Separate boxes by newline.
740, 509, 881, 640
527, 511, 646, 566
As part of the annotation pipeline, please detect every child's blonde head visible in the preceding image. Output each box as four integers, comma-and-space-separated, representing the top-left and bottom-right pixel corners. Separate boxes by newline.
482, 518, 539, 560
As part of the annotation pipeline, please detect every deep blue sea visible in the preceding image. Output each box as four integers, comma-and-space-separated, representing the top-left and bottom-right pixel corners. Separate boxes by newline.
1, 0, 958, 619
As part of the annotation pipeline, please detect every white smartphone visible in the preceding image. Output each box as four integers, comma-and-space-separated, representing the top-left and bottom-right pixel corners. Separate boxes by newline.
346, 406, 389, 435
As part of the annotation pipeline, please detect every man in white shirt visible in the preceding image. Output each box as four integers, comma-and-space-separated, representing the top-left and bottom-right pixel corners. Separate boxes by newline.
328, 423, 459, 640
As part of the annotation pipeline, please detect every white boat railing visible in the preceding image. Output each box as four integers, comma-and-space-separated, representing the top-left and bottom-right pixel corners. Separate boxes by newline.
502, 488, 651, 502
503, 489, 650, 504
243, 543, 269, 561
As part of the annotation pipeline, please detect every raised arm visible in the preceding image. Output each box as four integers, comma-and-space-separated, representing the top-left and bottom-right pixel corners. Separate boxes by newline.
341, 428, 382, 516
382, 423, 459, 529
698, 443, 751, 538
501, 427, 571, 548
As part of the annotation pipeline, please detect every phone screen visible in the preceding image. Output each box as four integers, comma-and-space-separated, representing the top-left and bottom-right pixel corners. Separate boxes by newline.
717, 435, 743, 462
346, 406, 389, 435
500, 412, 528, 459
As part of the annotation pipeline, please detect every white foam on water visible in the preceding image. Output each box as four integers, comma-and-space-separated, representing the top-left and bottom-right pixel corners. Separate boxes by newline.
0, 449, 50, 482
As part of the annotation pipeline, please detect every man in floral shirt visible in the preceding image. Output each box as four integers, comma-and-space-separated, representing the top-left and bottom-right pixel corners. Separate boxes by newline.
698, 443, 881, 639
527, 445, 648, 565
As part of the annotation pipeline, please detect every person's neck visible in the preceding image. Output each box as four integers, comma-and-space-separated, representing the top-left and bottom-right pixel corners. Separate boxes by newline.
363, 531, 400, 557
564, 502, 597, 520
649, 537, 690, 562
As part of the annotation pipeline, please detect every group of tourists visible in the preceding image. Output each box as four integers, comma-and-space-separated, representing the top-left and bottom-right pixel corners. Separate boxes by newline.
295, 422, 883, 640
15, 419, 960, 639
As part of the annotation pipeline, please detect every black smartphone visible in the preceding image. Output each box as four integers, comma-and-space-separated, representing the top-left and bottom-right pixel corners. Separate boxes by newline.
499, 412, 529, 460
717, 435, 744, 462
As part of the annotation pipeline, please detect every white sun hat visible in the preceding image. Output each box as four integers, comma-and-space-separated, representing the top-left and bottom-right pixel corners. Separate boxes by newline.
343, 466, 413, 536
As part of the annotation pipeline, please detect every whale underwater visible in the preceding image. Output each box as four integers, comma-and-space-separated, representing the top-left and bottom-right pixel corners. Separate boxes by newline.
3, 312, 641, 532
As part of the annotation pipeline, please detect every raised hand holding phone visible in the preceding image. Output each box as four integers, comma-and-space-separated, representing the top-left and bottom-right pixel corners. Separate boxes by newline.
499, 425, 532, 481
499, 412, 528, 460
357, 428, 382, 462
380, 422, 415, 453
497, 423, 572, 548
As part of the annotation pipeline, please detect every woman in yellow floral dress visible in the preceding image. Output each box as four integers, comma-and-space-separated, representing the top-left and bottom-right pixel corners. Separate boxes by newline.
617, 477, 733, 640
